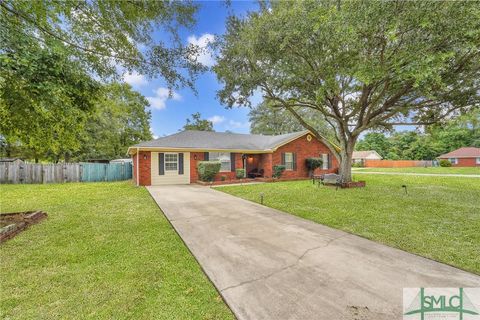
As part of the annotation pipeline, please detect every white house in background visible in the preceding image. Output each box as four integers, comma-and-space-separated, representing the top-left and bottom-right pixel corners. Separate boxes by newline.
352, 150, 382, 164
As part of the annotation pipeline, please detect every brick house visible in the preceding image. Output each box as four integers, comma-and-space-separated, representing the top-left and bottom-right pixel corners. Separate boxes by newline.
438, 147, 480, 167
128, 130, 338, 186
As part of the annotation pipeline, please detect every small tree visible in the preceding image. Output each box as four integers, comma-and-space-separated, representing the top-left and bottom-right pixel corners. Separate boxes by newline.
305, 158, 323, 177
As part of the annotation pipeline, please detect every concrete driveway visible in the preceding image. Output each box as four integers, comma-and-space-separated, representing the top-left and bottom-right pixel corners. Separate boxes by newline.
147, 185, 480, 320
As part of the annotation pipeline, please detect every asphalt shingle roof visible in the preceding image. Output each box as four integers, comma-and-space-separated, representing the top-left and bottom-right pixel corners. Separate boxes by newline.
438, 147, 480, 158
131, 130, 308, 151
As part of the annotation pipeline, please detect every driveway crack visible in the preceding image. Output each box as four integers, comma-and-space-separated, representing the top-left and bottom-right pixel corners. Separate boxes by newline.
220, 234, 349, 293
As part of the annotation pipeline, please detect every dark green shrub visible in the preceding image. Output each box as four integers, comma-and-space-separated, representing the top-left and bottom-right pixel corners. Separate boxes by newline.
221, 175, 227, 181
235, 168, 245, 179
305, 157, 323, 170
197, 161, 221, 181
305, 157, 323, 176
273, 165, 286, 179
439, 159, 452, 167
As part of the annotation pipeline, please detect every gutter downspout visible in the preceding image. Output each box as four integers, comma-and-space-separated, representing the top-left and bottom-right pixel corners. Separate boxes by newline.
136, 147, 139, 187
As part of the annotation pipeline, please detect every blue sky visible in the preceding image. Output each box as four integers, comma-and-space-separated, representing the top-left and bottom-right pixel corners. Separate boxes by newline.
123, 1, 261, 138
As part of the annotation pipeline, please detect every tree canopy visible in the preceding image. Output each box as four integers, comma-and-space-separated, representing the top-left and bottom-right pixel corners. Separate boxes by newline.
0, 0, 201, 162
183, 112, 214, 131
0, 0, 203, 86
249, 101, 331, 136
214, 1, 480, 181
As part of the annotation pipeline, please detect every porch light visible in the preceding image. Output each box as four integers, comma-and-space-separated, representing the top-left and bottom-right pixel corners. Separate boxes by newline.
194, 154, 197, 160
143, 154, 147, 160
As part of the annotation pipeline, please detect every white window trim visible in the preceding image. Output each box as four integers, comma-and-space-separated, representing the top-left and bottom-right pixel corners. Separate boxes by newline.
209, 152, 231, 172
164, 153, 178, 171
321, 153, 329, 170
476, 157, 480, 164
284, 152, 294, 171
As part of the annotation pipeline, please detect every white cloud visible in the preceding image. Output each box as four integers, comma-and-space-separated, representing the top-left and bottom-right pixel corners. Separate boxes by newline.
227, 120, 250, 129
146, 87, 182, 110
208, 115, 225, 124
123, 72, 147, 87
187, 33, 215, 67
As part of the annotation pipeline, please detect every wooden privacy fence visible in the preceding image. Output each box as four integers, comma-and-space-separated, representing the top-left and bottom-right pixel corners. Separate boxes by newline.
0, 162, 132, 184
364, 159, 435, 168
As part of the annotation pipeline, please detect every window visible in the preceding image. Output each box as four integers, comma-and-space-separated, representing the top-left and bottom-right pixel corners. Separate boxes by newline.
209, 152, 231, 172
321, 154, 329, 170
164, 153, 178, 171
284, 152, 294, 170
476, 157, 480, 164
449, 158, 458, 165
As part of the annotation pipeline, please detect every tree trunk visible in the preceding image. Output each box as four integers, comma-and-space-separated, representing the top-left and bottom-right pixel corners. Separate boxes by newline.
338, 137, 356, 183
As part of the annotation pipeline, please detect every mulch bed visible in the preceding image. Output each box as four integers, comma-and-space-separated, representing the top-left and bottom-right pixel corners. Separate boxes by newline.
0, 211, 47, 243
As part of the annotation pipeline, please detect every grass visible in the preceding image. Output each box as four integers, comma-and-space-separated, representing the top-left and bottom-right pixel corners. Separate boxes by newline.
218, 174, 480, 275
352, 166, 480, 175
0, 182, 234, 320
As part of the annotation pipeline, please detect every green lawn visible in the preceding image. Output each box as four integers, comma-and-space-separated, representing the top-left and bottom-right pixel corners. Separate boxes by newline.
352, 166, 480, 175
218, 174, 480, 275
0, 182, 233, 320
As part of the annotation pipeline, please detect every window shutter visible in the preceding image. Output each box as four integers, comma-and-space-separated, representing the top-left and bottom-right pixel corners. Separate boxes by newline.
178, 153, 184, 175
204, 152, 209, 161
327, 154, 331, 169
281, 152, 285, 165
230, 153, 236, 172
159, 153, 165, 175
292, 153, 297, 170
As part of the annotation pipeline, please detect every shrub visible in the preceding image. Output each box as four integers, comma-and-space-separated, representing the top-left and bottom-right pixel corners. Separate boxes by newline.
352, 162, 364, 168
197, 161, 221, 181
305, 157, 323, 176
220, 175, 227, 181
439, 159, 452, 167
235, 168, 245, 179
273, 165, 286, 179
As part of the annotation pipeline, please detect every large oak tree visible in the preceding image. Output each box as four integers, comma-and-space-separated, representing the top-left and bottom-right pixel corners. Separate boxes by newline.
214, 1, 480, 182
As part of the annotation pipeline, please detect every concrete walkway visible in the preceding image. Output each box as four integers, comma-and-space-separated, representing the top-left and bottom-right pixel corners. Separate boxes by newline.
352, 171, 480, 178
147, 185, 480, 320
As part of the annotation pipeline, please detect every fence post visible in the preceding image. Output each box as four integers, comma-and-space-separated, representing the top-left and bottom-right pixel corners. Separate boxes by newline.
19, 163, 24, 184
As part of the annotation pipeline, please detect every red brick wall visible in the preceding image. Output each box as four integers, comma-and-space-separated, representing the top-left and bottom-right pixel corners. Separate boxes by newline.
272, 135, 338, 178
133, 151, 151, 185
453, 157, 480, 167
258, 153, 272, 178
190, 152, 244, 182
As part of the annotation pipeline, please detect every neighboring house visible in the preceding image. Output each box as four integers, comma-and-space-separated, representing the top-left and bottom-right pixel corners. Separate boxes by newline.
0, 158, 24, 165
437, 147, 480, 167
352, 150, 382, 164
128, 130, 338, 185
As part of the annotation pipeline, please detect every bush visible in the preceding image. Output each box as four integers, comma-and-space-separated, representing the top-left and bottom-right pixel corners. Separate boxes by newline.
235, 168, 245, 179
220, 175, 227, 181
273, 165, 286, 179
197, 161, 221, 181
305, 158, 323, 170
439, 159, 452, 167
352, 162, 364, 168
